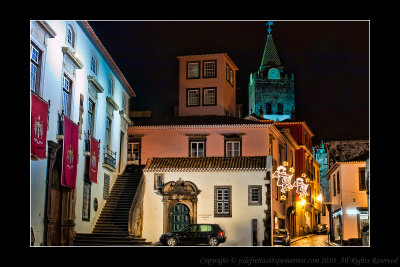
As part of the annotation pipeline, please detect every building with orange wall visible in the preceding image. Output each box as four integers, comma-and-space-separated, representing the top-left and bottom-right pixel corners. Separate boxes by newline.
177, 53, 239, 117
273, 121, 321, 235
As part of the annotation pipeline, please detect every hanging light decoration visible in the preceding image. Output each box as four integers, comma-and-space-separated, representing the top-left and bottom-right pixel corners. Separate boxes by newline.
280, 195, 287, 200
272, 165, 293, 193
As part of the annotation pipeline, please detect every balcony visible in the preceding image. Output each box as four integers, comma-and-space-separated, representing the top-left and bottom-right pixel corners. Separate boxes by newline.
102, 145, 116, 172
83, 131, 100, 157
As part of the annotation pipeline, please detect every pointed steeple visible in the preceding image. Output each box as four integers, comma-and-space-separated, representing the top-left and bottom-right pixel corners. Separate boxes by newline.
260, 21, 281, 71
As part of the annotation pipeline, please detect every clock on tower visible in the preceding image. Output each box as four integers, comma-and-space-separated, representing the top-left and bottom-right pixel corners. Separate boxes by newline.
268, 68, 280, 79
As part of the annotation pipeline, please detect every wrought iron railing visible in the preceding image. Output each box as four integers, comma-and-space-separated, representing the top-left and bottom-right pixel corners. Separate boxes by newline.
84, 130, 91, 152
103, 145, 116, 169
57, 111, 64, 136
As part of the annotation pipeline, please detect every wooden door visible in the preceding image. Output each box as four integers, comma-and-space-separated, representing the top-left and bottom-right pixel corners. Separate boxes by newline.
49, 166, 62, 245
171, 204, 190, 232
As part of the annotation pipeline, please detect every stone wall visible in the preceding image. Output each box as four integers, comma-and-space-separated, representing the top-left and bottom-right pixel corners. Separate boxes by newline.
325, 140, 369, 169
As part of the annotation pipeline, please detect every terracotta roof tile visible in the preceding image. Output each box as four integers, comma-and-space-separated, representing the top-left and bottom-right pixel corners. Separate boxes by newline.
130, 115, 266, 127
144, 156, 268, 171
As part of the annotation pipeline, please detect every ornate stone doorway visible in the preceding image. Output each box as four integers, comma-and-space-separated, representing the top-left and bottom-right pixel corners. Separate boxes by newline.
171, 204, 190, 232
160, 178, 201, 233
43, 140, 76, 246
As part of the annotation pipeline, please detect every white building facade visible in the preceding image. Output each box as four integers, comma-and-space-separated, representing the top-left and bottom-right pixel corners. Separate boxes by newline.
30, 20, 134, 246
327, 161, 368, 244
141, 156, 273, 246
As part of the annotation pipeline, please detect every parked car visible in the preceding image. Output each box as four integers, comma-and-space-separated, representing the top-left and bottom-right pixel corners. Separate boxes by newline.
160, 224, 226, 246
314, 224, 329, 234
273, 229, 290, 246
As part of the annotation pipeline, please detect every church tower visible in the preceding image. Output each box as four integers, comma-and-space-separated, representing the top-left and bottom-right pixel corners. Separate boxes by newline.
248, 21, 295, 121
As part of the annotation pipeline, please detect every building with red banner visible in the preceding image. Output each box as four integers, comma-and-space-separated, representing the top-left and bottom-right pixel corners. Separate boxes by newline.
30, 20, 135, 246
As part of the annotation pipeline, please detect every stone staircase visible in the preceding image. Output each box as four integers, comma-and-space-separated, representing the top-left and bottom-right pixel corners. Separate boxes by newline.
73, 165, 151, 246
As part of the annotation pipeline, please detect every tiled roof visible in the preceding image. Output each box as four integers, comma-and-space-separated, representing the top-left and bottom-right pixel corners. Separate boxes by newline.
130, 115, 266, 128
144, 156, 268, 171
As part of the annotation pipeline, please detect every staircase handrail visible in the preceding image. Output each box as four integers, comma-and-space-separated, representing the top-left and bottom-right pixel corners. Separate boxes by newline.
128, 169, 145, 237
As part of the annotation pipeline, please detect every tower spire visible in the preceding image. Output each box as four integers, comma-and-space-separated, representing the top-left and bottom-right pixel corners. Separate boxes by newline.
260, 21, 281, 70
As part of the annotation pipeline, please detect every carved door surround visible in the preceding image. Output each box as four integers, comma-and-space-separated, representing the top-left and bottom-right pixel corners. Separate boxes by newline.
160, 178, 201, 233
43, 140, 76, 246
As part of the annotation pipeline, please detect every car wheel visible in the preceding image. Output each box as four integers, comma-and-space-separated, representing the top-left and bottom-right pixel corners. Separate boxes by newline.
167, 237, 177, 246
208, 237, 219, 246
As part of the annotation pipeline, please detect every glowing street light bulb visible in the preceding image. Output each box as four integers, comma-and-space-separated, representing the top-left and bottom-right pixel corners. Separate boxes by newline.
317, 195, 322, 202
300, 199, 306, 206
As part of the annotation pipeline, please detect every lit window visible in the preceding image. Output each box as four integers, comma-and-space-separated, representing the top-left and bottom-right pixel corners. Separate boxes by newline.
187, 89, 200, 106
226, 63, 234, 86
226, 141, 240, 157
203, 60, 216, 78
203, 87, 216, 105
187, 61, 200, 79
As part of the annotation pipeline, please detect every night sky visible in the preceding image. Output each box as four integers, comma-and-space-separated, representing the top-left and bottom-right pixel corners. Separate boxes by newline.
88, 20, 369, 145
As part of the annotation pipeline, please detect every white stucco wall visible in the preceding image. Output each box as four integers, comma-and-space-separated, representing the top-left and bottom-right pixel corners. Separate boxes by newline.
329, 162, 367, 241
142, 170, 268, 246
30, 20, 132, 245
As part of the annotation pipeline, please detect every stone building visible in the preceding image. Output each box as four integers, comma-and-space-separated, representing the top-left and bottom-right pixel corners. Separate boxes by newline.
248, 24, 295, 121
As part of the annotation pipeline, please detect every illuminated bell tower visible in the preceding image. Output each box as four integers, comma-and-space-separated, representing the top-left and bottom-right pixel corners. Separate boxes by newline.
248, 21, 295, 121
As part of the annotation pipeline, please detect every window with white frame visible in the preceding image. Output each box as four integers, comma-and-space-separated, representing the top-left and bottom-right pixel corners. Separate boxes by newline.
108, 76, 114, 97
203, 60, 216, 78
30, 44, 41, 94
215, 186, 231, 217
90, 54, 97, 75
187, 61, 200, 79
66, 24, 75, 48
88, 99, 95, 135
226, 141, 240, 157
62, 75, 72, 117
187, 88, 200, 106
190, 140, 205, 157
203, 87, 216, 105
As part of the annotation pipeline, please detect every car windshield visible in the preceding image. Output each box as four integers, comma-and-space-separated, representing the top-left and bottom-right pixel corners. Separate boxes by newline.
274, 229, 287, 235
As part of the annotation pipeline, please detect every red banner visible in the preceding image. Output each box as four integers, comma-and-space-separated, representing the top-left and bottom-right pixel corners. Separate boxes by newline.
31, 92, 49, 159
61, 115, 79, 189
89, 136, 99, 183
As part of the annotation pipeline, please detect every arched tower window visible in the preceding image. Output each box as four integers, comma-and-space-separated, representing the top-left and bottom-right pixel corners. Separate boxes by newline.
277, 103, 283, 115
266, 103, 272, 114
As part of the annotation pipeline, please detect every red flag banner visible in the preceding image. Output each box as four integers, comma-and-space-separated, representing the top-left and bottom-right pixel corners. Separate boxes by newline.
61, 114, 79, 189
89, 136, 99, 183
31, 92, 49, 159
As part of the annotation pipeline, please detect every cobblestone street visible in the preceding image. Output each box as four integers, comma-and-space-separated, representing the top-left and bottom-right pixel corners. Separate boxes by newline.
289, 234, 333, 247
